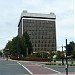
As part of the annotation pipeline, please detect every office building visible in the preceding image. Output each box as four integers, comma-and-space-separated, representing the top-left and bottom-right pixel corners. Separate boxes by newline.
18, 10, 56, 52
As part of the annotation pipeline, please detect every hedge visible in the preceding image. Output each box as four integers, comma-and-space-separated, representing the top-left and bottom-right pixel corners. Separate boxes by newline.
10, 56, 51, 61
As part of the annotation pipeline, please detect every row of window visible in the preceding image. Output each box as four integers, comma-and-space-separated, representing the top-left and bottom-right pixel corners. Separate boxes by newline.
23, 19, 55, 24
23, 24, 55, 28
32, 43, 56, 47
26, 32, 55, 36
24, 28, 55, 32
30, 36, 56, 39
33, 47, 56, 51
31, 39, 56, 43
25, 30, 55, 33
30, 36, 52, 39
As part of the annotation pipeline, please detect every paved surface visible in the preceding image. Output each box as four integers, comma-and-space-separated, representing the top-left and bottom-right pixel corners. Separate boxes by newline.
45, 65, 75, 74
19, 61, 58, 74
0, 58, 29, 75
19, 61, 75, 75
0, 58, 75, 75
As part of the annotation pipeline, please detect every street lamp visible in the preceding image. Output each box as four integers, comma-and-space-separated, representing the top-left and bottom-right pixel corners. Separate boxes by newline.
61, 45, 64, 65
66, 39, 68, 75
26, 48, 28, 57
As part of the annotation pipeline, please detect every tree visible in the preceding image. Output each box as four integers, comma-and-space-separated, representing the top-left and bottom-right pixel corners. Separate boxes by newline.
19, 36, 27, 57
3, 36, 21, 56
72, 43, 75, 58
66, 41, 75, 57
11, 36, 21, 56
23, 32, 33, 56
0, 51, 2, 57
66, 43, 73, 56
49, 51, 55, 59
56, 51, 62, 60
3, 41, 12, 55
3, 32, 33, 57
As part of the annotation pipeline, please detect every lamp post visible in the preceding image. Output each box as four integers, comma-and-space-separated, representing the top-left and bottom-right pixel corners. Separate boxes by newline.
26, 48, 28, 57
66, 39, 68, 75
62, 45, 64, 65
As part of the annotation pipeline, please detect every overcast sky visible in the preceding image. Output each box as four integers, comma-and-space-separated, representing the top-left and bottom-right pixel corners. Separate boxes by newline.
0, 0, 74, 50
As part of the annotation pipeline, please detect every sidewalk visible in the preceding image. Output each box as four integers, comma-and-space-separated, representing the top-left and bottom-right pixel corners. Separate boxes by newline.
32, 60, 75, 66
18, 73, 75, 75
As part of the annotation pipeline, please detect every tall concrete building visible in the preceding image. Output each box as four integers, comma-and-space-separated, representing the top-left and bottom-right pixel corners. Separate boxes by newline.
18, 10, 56, 53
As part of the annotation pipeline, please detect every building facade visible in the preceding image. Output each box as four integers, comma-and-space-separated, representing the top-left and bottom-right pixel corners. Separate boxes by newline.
18, 10, 56, 53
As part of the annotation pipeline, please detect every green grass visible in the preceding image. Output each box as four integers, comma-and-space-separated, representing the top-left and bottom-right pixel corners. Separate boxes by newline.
45, 63, 75, 66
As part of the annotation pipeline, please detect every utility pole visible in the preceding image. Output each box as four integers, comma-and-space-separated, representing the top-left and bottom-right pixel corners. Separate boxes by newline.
62, 45, 64, 65
66, 39, 68, 75
27, 48, 28, 57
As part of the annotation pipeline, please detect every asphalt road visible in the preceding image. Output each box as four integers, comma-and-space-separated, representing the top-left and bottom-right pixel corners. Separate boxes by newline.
45, 65, 75, 74
0, 58, 75, 75
0, 58, 29, 75
19, 61, 75, 74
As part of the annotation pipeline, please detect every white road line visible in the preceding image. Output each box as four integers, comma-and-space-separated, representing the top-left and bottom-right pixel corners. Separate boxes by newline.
44, 67, 61, 74
17, 62, 33, 74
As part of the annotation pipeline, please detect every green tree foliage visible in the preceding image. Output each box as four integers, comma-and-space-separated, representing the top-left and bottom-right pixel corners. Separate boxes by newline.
23, 32, 33, 56
11, 36, 21, 56
3, 32, 33, 57
56, 51, 62, 60
72, 42, 75, 58
3, 41, 12, 55
49, 51, 56, 59
66, 42, 73, 56
67, 41, 75, 58
0, 51, 2, 56
30, 51, 55, 59
19, 36, 27, 57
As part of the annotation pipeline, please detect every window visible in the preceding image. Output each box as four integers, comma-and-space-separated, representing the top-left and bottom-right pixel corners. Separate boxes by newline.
42, 36, 43, 39
48, 44, 50, 47
49, 40, 50, 43
38, 40, 40, 43
35, 40, 37, 43
38, 36, 40, 39
52, 43, 54, 47
41, 40, 43, 43
38, 44, 40, 47
45, 44, 46, 47
41, 44, 43, 47
35, 36, 37, 39
35, 48, 37, 51
35, 44, 36, 47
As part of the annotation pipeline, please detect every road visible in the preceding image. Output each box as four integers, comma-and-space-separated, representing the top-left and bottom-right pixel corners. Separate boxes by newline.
19, 61, 75, 75
0, 58, 75, 75
0, 58, 29, 75
45, 65, 75, 74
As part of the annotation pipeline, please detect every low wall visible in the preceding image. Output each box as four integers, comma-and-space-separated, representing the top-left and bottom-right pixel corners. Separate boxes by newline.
10, 56, 51, 61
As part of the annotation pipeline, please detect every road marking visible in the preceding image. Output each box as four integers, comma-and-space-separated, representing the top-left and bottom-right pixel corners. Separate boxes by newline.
17, 62, 33, 74
44, 67, 61, 73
